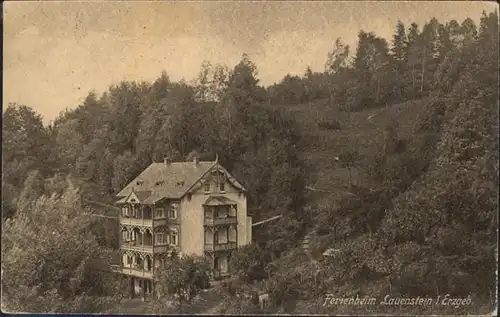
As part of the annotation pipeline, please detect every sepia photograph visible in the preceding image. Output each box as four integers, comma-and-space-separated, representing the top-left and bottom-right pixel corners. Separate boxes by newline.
2, 1, 499, 315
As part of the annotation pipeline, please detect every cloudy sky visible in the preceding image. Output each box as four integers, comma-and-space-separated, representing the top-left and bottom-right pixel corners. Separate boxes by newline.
3, 1, 496, 124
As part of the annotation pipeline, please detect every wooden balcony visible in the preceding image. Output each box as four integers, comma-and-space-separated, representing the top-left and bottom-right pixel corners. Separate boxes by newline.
204, 242, 237, 252
153, 219, 167, 226
153, 245, 168, 253
213, 270, 231, 279
153, 218, 181, 226
120, 217, 153, 227
204, 217, 237, 226
121, 241, 153, 253
120, 266, 153, 279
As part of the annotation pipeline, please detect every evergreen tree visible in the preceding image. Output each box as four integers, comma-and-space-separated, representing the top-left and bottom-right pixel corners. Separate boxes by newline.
405, 22, 421, 97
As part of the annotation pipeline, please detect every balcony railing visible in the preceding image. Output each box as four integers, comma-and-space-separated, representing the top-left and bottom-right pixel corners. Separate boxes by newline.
121, 266, 153, 279
213, 270, 231, 279
153, 219, 168, 227
204, 217, 237, 226
121, 241, 153, 253
120, 217, 153, 226
204, 242, 237, 252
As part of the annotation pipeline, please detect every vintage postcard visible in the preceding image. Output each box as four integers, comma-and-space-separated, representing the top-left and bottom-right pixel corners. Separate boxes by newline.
2, 1, 498, 315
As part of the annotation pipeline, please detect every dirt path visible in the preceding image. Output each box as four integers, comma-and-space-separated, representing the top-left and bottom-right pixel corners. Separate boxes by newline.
194, 284, 226, 314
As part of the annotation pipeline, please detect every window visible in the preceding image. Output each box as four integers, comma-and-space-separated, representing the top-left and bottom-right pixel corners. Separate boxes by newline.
122, 230, 129, 241
214, 230, 220, 244
169, 204, 178, 219
219, 181, 225, 192
156, 257, 166, 269
154, 208, 164, 219
122, 206, 129, 217
229, 226, 237, 242
204, 182, 210, 193
229, 205, 237, 217
136, 257, 142, 266
126, 255, 132, 265
205, 207, 213, 219
220, 256, 228, 273
155, 233, 166, 245
170, 230, 178, 245
215, 207, 227, 219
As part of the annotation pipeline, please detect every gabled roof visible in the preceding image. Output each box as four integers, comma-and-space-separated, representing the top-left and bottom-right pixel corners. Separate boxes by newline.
116, 196, 127, 204
203, 195, 238, 206
116, 189, 152, 204
116, 160, 246, 204
134, 190, 153, 202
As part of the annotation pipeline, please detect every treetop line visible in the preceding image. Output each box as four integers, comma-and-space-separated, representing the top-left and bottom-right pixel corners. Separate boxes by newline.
2, 9, 498, 315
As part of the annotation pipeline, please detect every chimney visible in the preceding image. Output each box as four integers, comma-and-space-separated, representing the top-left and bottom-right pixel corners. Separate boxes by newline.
164, 157, 170, 166
193, 156, 199, 167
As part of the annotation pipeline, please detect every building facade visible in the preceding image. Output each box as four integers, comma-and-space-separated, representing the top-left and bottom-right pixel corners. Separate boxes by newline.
115, 157, 252, 299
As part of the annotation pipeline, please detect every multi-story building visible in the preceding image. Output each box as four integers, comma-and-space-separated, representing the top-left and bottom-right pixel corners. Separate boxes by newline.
115, 156, 252, 299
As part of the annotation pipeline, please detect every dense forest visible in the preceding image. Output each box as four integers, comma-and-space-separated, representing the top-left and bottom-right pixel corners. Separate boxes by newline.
2, 10, 498, 314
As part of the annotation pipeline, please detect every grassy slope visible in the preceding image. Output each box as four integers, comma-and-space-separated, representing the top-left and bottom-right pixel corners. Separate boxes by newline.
266, 97, 432, 313
278, 97, 428, 208
279, 97, 499, 315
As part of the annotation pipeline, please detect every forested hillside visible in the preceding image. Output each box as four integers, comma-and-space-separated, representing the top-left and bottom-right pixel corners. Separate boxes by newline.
2, 10, 498, 314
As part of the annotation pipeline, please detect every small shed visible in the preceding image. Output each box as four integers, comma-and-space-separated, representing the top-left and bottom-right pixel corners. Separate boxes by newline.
258, 292, 271, 310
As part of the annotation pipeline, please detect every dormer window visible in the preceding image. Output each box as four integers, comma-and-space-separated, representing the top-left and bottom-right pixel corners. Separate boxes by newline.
155, 180, 164, 186
219, 181, 225, 192
136, 180, 144, 186
176, 180, 185, 187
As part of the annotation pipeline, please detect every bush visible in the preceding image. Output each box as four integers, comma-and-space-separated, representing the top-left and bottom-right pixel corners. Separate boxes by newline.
229, 244, 273, 283
154, 255, 211, 305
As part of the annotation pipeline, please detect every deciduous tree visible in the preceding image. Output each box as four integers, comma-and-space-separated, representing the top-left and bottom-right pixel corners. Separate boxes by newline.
1, 182, 122, 313
154, 255, 210, 306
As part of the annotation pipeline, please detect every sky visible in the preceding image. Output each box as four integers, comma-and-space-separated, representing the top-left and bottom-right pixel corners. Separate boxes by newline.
3, 1, 497, 124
